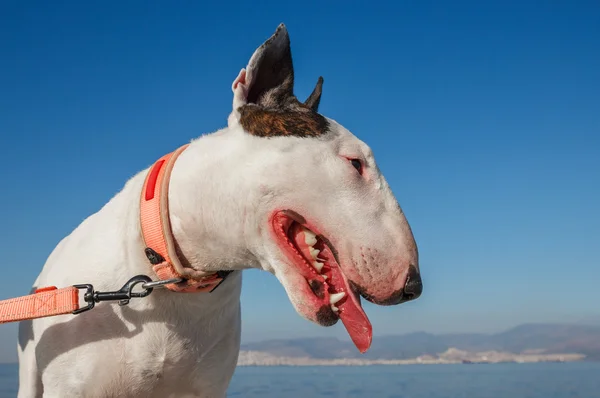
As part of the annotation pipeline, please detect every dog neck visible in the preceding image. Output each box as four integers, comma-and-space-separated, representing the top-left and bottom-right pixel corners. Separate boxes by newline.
148, 129, 262, 280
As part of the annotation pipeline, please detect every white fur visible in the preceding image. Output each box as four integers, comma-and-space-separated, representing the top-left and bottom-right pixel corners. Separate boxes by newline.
17, 24, 419, 397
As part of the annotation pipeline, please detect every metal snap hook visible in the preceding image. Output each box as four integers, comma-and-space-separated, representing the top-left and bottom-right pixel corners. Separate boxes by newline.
72, 275, 155, 314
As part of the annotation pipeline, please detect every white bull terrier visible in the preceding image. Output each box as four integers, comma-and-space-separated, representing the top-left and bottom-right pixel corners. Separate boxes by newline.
17, 23, 421, 398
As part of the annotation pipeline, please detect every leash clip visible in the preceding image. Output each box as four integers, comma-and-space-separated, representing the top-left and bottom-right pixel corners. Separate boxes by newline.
72, 275, 154, 314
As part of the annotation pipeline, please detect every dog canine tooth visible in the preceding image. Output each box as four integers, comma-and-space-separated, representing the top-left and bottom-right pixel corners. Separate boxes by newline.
329, 292, 345, 305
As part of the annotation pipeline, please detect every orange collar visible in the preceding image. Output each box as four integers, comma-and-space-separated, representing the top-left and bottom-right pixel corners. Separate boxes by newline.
139, 144, 230, 293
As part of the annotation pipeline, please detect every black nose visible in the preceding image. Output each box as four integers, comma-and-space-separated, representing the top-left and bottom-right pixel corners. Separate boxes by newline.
403, 264, 422, 301
352, 264, 423, 306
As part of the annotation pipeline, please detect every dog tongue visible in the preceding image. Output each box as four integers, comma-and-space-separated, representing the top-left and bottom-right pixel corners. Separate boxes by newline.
326, 253, 373, 353
331, 268, 373, 353
291, 224, 372, 353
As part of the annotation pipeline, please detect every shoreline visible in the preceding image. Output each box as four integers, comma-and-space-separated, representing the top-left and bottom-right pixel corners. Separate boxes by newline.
237, 349, 586, 367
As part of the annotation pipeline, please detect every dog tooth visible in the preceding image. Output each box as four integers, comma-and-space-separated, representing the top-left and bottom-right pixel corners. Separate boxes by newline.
322, 275, 328, 280
309, 247, 320, 259
312, 261, 324, 272
303, 228, 318, 246
331, 304, 339, 312
329, 292, 345, 305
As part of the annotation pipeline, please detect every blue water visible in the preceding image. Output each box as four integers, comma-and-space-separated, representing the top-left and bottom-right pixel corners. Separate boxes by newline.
2, 362, 599, 397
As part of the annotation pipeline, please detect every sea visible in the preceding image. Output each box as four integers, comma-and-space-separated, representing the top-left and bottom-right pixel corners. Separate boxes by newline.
1, 362, 599, 397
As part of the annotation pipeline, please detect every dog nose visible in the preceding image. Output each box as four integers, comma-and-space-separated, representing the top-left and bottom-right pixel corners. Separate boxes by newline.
402, 264, 422, 301
356, 264, 423, 306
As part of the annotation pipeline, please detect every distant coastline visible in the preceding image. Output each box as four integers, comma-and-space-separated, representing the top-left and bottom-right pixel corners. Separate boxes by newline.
237, 348, 586, 366
239, 323, 600, 365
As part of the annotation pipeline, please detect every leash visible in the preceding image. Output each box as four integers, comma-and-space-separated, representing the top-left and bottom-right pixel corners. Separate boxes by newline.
0, 144, 231, 325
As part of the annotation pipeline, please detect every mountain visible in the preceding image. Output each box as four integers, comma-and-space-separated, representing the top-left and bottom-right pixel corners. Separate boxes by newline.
241, 323, 600, 361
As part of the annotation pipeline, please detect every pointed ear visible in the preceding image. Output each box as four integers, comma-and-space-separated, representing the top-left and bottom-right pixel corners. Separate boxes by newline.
232, 24, 295, 112
229, 24, 330, 137
304, 77, 323, 112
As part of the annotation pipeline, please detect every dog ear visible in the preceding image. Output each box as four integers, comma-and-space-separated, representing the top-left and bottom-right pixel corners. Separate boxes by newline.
229, 24, 329, 137
232, 24, 295, 111
303, 76, 323, 112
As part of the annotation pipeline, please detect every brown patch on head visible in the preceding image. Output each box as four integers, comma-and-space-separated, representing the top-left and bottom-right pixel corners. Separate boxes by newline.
238, 103, 329, 138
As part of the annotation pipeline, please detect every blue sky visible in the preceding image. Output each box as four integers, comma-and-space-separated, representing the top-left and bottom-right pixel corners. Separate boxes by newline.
0, 1, 599, 361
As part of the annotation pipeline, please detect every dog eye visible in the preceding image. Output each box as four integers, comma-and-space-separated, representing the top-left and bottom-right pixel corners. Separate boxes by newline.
350, 159, 362, 174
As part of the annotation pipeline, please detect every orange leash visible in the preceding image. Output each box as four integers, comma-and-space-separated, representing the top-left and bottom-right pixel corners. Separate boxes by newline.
0, 286, 80, 325
0, 275, 157, 324
0, 144, 231, 325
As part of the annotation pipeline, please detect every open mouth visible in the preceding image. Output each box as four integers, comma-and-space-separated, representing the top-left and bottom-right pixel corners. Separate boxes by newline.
271, 211, 373, 353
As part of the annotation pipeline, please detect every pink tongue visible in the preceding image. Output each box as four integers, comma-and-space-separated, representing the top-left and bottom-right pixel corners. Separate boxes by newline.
330, 264, 373, 353
291, 224, 372, 353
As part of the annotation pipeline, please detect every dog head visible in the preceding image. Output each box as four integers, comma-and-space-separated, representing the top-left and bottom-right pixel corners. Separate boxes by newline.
171, 24, 421, 353
225, 24, 421, 353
